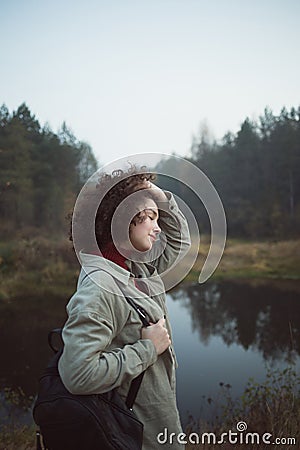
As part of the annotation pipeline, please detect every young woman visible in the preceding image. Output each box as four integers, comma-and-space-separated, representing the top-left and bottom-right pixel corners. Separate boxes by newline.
58, 167, 191, 449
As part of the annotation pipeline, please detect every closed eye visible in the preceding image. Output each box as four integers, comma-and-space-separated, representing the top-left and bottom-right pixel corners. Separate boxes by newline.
144, 208, 158, 220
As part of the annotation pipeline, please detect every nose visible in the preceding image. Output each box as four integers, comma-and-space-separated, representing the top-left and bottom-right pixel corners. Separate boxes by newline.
153, 221, 161, 234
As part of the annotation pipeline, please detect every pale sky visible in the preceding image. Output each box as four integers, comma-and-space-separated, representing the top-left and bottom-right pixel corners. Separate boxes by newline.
1, 0, 299, 166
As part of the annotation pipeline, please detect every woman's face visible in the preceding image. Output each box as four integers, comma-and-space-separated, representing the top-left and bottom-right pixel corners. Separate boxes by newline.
129, 198, 161, 252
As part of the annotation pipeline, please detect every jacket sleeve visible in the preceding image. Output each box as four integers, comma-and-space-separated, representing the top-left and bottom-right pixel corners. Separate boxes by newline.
58, 294, 157, 395
150, 192, 191, 274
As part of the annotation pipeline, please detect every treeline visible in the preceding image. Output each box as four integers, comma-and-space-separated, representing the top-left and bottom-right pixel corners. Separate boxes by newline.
0, 103, 98, 236
1, 103, 299, 240
157, 106, 300, 238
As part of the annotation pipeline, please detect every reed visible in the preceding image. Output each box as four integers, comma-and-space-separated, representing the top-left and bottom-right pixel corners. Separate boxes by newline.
185, 367, 300, 449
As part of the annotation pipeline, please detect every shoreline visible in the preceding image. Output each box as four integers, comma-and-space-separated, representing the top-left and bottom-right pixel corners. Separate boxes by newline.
185, 237, 300, 283
0, 237, 300, 302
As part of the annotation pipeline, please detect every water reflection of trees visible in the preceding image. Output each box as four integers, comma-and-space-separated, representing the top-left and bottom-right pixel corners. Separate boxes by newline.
2, 281, 300, 397
170, 281, 300, 363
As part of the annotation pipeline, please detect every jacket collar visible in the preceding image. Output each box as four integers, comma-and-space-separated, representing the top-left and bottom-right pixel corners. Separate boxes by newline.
79, 251, 131, 286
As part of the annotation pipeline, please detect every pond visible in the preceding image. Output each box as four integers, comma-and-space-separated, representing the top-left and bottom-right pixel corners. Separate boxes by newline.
0, 279, 299, 428
166, 279, 300, 426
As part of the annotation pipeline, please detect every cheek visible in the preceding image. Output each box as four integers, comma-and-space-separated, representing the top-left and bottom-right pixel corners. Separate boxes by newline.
129, 224, 140, 241
130, 223, 149, 240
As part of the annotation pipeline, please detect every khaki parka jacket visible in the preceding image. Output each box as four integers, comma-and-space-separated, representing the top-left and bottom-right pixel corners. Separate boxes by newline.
58, 193, 191, 449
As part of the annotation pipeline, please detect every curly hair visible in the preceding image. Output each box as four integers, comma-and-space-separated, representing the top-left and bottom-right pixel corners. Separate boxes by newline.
95, 166, 156, 251
70, 165, 157, 253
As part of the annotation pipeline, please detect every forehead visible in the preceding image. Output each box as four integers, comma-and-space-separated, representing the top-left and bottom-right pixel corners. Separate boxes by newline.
136, 197, 158, 212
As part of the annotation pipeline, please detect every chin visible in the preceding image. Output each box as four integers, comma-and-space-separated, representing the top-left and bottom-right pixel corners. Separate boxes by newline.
140, 246, 152, 252
131, 238, 153, 252
139, 242, 152, 252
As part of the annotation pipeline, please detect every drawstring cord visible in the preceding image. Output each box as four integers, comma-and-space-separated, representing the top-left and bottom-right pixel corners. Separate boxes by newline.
36, 430, 43, 450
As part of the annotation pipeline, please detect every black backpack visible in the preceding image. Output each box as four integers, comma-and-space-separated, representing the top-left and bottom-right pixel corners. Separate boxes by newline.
33, 295, 151, 450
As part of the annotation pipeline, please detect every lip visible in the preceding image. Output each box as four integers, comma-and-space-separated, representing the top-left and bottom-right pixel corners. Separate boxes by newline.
149, 234, 156, 242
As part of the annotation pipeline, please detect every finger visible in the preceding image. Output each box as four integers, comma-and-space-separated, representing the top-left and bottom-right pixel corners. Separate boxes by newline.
157, 317, 165, 326
142, 179, 151, 187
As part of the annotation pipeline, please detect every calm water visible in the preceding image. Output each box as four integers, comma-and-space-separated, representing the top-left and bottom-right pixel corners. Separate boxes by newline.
0, 279, 299, 427
167, 280, 300, 426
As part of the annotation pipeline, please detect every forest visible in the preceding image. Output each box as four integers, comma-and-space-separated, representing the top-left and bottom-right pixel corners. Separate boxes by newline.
0, 103, 299, 239
0, 103, 98, 237
157, 106, 300, 238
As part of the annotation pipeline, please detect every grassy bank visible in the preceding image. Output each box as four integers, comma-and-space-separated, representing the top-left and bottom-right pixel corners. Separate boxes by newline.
186, 237, 300, 283
0, 236, 79, 302
1, 237, 300, 302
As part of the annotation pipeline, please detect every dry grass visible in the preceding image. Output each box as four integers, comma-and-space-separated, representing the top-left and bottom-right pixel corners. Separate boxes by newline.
0, 236, 79, 301
184, 367, 300, 449
1, 236, 300, 300
185, 237, 300, 282
0, 425, 35, 450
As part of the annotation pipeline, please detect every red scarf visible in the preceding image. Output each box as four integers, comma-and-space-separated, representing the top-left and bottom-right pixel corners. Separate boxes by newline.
102, 242, 128, 271
102, 242, 145, 292
101, 243, 146, 292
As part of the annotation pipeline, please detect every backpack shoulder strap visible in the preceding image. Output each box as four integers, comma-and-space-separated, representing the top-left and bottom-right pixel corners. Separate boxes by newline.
80, 268, 151, 326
